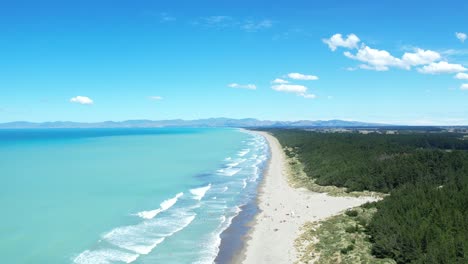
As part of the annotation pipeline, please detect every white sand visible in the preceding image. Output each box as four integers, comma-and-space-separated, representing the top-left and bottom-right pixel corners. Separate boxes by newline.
238, 131, 377, 264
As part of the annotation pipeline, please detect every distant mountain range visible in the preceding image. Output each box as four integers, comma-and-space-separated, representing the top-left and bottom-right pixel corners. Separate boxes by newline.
0, 118, 394, 129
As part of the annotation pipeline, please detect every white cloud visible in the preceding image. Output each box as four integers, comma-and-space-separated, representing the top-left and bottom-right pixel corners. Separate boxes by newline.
149, 96, 163, 100
287, 72, 319, 80
159, 13, 176, 22
325, 33, 453, 73
323, 33, 360, 51
195, 16, 272, 32
228, 83, 257, 90
272, 78, 289, 84
343, 45, 454, 72
344, 46, 405, 71
302, 93, 317, 99
271, 84, 316, 99
417, 61, 467, 74
441, 49, 468, 56
272, 84, 307, 93
455, 72, 468, 79
402, 49, 441, 66
456, 32, 467, 43
461, 84, 468, 90
70, 96, 93, 105
242, 19, 273, 32
203, 16, 232, 25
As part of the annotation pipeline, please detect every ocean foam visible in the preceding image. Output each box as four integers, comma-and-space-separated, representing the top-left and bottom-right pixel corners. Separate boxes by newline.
103, 210, 196, 255
190, 129, 269, 264
190, 184, 211, 201
219, 167, 242, 177
135, 192, 183, 220
193, 206, 244, 264
249, 166, 259, 181
160, 192, 183, 211
226, 158, 246, 168
102, 227, 164, 255
73, 249, 139, 264
226, 162, 239, 167
219, 215, 226, 224
237, 149, 250, 157
135, 209, 162, 220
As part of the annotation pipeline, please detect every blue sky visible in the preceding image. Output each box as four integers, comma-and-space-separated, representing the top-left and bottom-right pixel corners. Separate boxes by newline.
1, 0, 468, 125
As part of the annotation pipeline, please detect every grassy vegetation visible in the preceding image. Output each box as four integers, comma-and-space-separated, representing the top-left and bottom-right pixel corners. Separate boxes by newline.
295, 205, 395, 264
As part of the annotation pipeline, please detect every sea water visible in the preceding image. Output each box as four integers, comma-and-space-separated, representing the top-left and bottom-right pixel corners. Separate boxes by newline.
0, 128, 268, 264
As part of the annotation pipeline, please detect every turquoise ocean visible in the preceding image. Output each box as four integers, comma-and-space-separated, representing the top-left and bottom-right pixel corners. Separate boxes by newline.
0, 128, 268, 264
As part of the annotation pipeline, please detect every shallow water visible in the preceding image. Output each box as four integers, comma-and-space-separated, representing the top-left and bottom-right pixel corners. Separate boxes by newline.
0, 128, 268, 264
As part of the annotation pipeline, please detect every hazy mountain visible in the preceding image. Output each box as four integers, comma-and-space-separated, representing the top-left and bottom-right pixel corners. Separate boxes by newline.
0, 118, 391, 129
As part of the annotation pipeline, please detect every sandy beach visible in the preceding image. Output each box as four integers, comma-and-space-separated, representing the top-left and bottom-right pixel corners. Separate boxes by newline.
238, 131, 377, 264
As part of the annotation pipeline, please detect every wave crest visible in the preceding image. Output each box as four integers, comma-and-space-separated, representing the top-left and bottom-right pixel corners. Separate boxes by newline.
190, 184, 211, 200
135, 192, 184, 220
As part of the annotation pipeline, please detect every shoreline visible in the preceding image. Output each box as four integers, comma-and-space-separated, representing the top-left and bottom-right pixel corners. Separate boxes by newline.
214, 129, 269, 264
233, 131, 377, 264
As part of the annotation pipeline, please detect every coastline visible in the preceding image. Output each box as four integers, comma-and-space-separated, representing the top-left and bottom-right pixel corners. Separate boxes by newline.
233, 131, 377, 264
214, 129, 269, 264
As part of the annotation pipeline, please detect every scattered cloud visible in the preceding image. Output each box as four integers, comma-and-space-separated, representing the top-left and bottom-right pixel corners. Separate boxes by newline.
417, 61, 467, 74
287, 72, 319, 80
402, 49, 441, 66
202, 16, 232, 26
272, 78, 289, 84
344, 47, 441, 71
272, 28, 310, 41
228, 83, 257, 90
323, 33, 360, 51
194, 16, 273, 32
149, 96, 163, 100
159, 13, 176, 22
455, 72, 468, 79
272, 84, 307, 93
271, 84, 316, 99
461, 84, 468, 90
242, 19, 273, 32
270, 73, 319, 98
456, 32, 467, 43
344, 46, 405, 71
328, 33, 464, 74
70, 96, 93, 105
441, 49, 468, 56
302, 93, 317, 99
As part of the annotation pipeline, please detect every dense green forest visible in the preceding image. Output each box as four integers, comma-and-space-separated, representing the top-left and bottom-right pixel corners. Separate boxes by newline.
274, 130, 468, 192
269, 129, 468, 263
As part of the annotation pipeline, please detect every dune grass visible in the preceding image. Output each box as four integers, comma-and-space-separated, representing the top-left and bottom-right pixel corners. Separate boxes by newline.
295, 206, 395, 264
